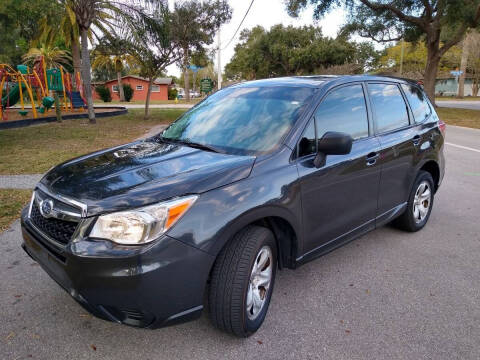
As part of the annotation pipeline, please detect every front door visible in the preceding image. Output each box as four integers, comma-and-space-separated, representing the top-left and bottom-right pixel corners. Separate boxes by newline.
296, 83, 382, 256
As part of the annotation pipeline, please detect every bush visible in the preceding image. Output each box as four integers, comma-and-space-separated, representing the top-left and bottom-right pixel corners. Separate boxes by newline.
95, 85, 111, 102
168, 87, 178, 100
123, 84, 134, 102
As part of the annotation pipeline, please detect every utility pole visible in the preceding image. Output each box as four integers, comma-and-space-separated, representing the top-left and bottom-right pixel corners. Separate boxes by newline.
217, 28, 222, 90
399, 39, 405, 76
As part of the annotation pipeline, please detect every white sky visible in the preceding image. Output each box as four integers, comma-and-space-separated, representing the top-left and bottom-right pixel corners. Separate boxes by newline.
165, 0, 348, 77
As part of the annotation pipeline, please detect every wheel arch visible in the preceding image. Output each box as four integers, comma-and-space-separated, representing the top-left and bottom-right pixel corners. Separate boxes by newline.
211, 206, 301, 271
419, 160, 440, 192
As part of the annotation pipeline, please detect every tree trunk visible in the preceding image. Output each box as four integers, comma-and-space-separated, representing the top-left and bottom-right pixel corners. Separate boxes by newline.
71, 39, 81, 90
423, 44, 441, 105
473, 79, 479, 96
184, 48, 190, 102
80, 28, 95, 124
144, 77, 153, 119
458, 36, 470, 98
117, 71, 125, 101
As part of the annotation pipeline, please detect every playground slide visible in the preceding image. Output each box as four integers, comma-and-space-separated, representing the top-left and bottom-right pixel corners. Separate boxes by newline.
1, 83, 26, 108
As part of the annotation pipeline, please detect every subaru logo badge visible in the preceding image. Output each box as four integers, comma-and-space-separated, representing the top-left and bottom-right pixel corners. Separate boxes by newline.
39, 199, 54, 218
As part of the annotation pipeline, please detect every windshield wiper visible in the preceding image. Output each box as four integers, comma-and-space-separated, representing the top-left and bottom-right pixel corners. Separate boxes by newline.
158, 136, 223, 153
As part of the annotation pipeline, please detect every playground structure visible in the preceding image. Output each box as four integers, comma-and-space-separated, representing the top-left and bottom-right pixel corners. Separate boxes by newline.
0, 57, 87, 121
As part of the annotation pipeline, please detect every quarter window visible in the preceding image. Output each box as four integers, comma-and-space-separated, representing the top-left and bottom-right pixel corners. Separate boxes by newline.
298, 120, 316, 157
314, 85, 369, 140
368, 83, 409, 133
401, 84, 431, 122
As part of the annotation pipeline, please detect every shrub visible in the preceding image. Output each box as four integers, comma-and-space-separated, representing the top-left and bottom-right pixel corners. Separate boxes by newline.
95, 85, 111, 102
123, 84, 134, 102
168, 87, 178, 100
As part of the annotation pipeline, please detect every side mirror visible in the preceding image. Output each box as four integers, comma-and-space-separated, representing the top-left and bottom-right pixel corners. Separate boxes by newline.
314, 131, 353, 168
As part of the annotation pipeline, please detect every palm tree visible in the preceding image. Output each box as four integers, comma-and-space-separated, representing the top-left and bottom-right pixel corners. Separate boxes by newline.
60, 0, 127, 124
37, 2, 116, 90
37, 5, 81, 87
92, 52, 137, 101
22, 44, 71, 69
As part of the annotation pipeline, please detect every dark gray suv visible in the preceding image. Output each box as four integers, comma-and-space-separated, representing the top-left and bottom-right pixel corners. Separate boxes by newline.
21, 75, 445, 337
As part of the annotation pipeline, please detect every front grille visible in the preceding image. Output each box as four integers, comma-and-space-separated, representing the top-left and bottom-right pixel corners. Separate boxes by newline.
30, 201, 78, 245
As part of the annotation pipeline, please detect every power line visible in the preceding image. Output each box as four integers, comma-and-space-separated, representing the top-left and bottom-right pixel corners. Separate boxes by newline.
220, 0, 255, 51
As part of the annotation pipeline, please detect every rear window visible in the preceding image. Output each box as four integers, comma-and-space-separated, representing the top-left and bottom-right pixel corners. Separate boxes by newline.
401, 84, 431, 122
368, 83, 409, 133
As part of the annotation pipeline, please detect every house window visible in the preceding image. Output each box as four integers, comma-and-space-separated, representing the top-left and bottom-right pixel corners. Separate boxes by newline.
136, 85, 144, 91
151, 85, 160, 92
112, 85, 119, 92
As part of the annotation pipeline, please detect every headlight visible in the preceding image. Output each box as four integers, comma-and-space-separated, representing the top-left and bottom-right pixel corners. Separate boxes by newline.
89, 195, 197, 245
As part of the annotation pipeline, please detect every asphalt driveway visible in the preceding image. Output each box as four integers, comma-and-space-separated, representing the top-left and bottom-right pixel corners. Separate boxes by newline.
1, 126, 479, 360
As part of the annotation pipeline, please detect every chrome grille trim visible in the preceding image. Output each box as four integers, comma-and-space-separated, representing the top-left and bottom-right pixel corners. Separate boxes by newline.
36, 183, 88, 218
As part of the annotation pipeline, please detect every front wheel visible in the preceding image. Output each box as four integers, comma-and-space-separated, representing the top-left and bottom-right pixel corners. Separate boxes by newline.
208, 225, 277, 337
394, 170, 435, 232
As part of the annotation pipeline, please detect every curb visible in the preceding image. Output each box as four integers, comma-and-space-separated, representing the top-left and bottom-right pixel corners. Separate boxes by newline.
0, 107, 128, 130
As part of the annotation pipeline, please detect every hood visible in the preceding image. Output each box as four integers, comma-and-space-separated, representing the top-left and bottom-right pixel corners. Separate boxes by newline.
40, 139, 255, 216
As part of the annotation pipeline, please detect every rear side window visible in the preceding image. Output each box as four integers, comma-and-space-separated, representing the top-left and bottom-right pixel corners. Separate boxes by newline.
401, 84, 431, 122
368, 83, 409, 133
315, 85, 369, 140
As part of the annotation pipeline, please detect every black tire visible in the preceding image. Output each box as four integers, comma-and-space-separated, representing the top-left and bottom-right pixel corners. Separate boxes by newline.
208, 225, 277, 337
394, 170, 435, 232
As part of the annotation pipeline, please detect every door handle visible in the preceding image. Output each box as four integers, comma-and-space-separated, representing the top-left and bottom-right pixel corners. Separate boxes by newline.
366, 152, 379, 166
412, 135, 421, 146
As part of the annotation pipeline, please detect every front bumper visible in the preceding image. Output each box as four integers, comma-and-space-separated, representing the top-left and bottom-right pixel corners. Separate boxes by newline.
20, 208, 215, 329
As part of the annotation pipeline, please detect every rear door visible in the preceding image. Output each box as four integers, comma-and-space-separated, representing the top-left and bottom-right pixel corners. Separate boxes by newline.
296, 83, 382, 255
366, 82, 418, 222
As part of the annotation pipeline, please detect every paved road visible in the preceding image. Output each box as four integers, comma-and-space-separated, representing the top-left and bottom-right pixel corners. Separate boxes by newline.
437, 100, 480, 110
1, 127, 479, 360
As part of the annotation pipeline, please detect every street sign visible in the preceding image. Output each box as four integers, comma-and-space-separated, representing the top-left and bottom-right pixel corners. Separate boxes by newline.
188, 65, 202, 73
200, 78, 213, 93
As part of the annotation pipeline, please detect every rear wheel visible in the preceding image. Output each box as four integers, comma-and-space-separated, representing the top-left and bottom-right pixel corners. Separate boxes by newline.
208, 225, 277, 337
394, 170, 434, 232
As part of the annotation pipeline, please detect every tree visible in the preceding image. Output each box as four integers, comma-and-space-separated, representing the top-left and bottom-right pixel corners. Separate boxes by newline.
0, 0, 61, 65
170, 0, 231, 102
466, 30, 480, 96
225, 25, 373, 80
458, 31, 478, 97
119, 2, 180, 119
287, 0, 480, 103
22, 44, 71, 69
37, 4, 81, 86
61, 0, 142, 124
92, 41, 138, 101
377, 41, 461, 79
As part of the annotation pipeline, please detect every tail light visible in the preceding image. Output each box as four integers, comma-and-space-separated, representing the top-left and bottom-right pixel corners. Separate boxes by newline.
438, 119, 446, 136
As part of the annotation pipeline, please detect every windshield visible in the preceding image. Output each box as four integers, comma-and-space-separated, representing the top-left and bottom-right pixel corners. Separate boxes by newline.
161, 86, 316, 155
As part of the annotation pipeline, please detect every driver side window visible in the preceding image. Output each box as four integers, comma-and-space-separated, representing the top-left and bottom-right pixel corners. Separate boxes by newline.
315, 84, 369, 140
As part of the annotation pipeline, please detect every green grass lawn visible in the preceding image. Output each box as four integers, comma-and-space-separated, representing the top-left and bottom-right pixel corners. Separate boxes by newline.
0, 108, 186, 175
0, 189, 32, 231
436, 107, 480, 129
